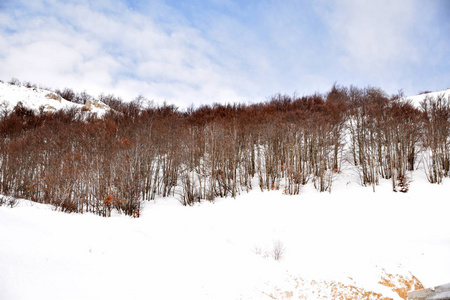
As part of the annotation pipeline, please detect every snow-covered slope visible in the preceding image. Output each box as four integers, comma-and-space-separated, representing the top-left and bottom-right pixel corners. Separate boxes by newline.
405, 88, 450, 107
0, 81, 110, 117
1, 83, 450, 299
1, 170, 449, 299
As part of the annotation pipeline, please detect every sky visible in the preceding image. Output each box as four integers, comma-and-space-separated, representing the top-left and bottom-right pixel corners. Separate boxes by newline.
0, 0, 449, 107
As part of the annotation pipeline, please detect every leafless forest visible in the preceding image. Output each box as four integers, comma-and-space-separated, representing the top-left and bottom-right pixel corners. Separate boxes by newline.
1, 82, 449, 217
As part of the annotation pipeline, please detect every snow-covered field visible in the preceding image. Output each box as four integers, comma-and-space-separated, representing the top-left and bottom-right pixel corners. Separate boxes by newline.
1, 168, 449, 300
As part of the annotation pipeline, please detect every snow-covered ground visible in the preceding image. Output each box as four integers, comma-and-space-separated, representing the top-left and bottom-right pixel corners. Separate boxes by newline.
1, 168, 449, 299
406, 88, 450, 107
1, 85, 449, 299
0, 81, 109, 117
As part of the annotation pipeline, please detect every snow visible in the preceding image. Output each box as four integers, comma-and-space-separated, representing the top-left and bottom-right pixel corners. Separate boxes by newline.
1, 168, 450, 299
405, 88, 450, 107
0, 81, 109, 117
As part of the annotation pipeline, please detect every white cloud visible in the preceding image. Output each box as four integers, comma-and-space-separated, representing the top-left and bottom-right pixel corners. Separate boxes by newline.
0, 0, 342, 105
0, 0, 250, 106
318, 0, 420, 76
1, 0, 448, 104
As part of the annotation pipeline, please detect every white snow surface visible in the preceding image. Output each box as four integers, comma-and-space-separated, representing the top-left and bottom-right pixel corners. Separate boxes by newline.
406, 88, 450, 107
0, 81, 109, 117
1, 169, 450, 299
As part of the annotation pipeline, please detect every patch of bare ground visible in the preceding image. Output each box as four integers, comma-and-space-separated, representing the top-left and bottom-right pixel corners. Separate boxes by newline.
378, 269, 424, 300
263, 270, 423, 300
264, 276, 390, 300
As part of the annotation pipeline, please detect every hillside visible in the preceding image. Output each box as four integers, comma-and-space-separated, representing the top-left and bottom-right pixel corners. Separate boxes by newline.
406, 88, 450, 107
1, 83, 450, 299
1, 170, 449, 299
0, 81, 110, 117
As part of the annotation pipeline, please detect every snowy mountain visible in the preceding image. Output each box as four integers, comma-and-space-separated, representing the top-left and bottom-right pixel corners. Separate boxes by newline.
405, 88, 450, 107
0, 81, 110, 117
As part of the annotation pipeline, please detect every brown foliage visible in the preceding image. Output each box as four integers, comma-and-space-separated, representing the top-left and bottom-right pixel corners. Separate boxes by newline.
1, 80, 448, 217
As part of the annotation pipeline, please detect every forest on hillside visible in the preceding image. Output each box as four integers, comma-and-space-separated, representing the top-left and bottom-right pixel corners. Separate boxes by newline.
1, 80, 449, 217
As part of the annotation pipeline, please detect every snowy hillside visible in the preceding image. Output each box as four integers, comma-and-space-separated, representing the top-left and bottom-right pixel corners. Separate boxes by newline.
405, 88, 450, 107
1, 84, 450, 299
1, 171, 449, 299
0, 81, 110, 117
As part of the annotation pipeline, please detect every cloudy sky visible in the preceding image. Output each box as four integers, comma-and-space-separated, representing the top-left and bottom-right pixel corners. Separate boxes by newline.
1, 0, 449, 107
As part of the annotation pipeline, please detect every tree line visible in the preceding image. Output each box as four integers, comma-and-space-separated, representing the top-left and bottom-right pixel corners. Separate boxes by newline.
1, 80, 449, 216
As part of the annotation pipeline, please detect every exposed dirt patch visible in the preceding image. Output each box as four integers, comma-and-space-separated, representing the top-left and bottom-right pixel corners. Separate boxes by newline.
264, 275, 392, 300
45, 93, 62, 102
378, 269, 423, 300
263, 269, 423, 299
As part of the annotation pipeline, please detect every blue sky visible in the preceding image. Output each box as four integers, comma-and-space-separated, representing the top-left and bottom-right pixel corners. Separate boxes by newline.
1, 0, 449, 107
